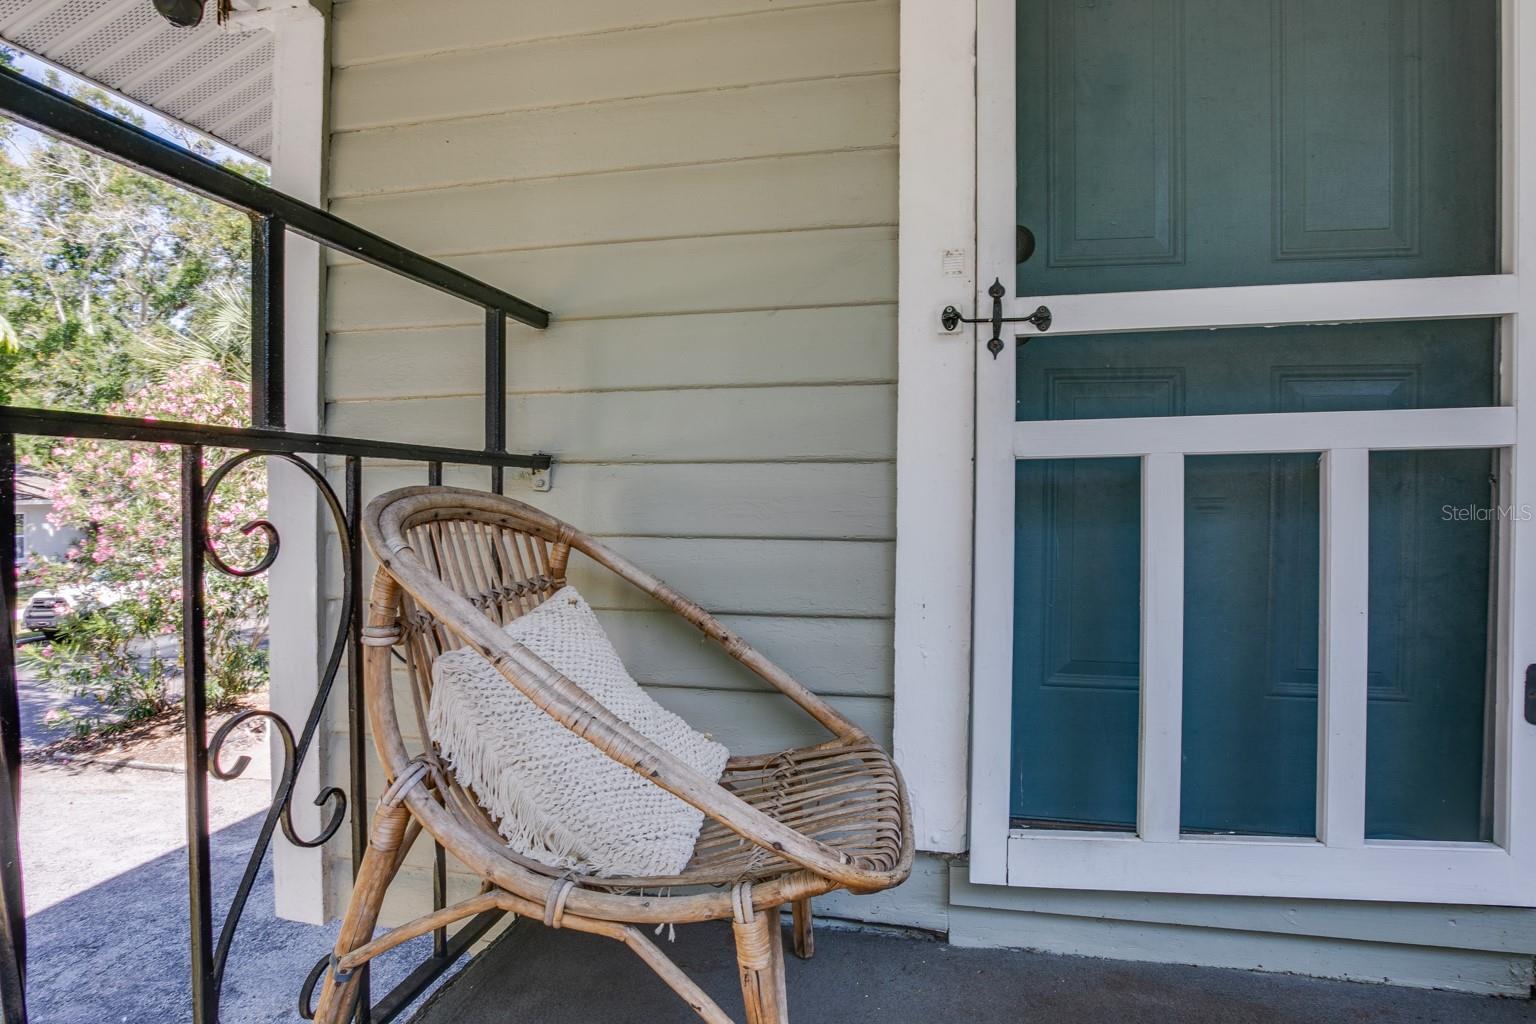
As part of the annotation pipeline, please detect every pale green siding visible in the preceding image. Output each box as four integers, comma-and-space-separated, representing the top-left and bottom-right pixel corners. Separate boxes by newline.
950, 871, 1536, 996
318, 0, 1536, 996
318, 0, 898, 929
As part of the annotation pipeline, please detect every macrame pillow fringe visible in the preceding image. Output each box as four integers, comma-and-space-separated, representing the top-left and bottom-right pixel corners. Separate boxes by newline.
429, 585, 730, 878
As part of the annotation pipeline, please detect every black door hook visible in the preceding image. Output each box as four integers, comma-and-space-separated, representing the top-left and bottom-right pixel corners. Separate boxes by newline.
941, 279, 1052, 358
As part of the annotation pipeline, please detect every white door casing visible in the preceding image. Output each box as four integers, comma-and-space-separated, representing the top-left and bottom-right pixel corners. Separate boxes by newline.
892, 0, 977, 855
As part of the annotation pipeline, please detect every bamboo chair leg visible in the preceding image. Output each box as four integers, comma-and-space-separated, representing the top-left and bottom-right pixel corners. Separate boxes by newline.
732, 885, 789, 1024
618, 926, 735, 1024
790, 898, 814, 960
312, 800, 413, 1024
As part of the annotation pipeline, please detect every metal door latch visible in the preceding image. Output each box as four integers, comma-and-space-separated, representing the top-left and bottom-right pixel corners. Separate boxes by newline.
941, 278, 1052, 358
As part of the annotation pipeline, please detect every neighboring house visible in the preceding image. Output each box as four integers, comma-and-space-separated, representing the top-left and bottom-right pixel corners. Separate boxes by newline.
5, 0, 1536, 1006
12, 469, 81, 565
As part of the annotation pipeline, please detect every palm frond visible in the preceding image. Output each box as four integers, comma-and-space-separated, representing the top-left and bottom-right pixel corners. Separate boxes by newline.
129, 281, 250, 381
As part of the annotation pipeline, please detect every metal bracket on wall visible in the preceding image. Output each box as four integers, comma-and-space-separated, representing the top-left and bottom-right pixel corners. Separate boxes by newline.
529, 461, 553, 493
941, 278, 1052, 358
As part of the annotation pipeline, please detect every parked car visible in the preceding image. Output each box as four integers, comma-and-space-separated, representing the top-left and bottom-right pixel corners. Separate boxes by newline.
21, 575, 129, 637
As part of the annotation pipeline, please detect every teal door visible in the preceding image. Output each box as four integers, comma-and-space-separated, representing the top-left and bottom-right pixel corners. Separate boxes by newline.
1009, 0, 1499, 842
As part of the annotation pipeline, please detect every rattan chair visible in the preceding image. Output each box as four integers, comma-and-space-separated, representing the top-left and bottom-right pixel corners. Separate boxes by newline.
312, 486, 914, 1024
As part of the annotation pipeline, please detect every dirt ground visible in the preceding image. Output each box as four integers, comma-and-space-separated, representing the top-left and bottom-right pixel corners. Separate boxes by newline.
26, 689, 271, 775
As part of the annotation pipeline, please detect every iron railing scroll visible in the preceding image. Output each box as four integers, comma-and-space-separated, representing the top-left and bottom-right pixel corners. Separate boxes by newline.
0, 66, 552, 1024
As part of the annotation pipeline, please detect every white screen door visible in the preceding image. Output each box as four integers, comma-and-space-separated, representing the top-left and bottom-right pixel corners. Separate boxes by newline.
968, 0, 1536, 904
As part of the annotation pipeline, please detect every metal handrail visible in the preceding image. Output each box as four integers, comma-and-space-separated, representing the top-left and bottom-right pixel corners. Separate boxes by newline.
0, 66, 549, 331
0, 407, 551, 471
0, 66, 557, 1024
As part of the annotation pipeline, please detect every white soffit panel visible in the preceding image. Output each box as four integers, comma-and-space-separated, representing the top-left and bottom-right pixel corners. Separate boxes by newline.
0, 0, 272, 160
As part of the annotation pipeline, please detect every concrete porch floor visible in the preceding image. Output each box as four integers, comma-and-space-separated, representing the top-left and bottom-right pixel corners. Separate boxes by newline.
409, 918, 1536, 1024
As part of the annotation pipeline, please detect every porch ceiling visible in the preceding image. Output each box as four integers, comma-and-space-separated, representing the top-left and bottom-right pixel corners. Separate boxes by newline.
0, 0, 272, 159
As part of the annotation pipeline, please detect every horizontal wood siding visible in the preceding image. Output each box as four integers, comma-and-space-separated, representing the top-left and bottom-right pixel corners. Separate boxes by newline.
331, 75, 896, 198
332, 3, 897, 131
327, 386, 894, 459
327, 307, 896, 400
321, 0, 899, 929
325, 226, 896, 328
330, 0, 875, 69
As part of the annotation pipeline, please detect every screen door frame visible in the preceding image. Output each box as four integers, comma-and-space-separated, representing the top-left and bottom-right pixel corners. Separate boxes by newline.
967, 0, 1536, 904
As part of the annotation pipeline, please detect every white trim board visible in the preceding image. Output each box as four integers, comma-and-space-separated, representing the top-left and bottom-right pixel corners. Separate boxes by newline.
890, 0, 976, 854
266, 0, 331, 925
1013, 407, 1517, 460
1005, 833, 1532, 906
965, 0, 1019, 886
995, 274, 1519, 336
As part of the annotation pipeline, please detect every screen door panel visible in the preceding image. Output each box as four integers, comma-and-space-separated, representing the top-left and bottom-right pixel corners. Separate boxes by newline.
1011, 321, 1498, 831
973, 0, 1531, 900
1005, 0, 1502, 844
1015, 0, 1498, 297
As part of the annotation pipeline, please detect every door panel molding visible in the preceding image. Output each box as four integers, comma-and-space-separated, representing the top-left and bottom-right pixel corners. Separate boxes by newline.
1274, 0, 1423, 260
1046, 0, 1186, 268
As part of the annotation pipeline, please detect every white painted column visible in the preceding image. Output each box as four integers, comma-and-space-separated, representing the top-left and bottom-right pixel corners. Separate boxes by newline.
892, 0, 977, 855
265, 0, 330, 924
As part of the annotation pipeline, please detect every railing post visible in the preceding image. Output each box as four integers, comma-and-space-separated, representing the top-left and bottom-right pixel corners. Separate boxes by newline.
0, 434, 27, 1024
484, 309, 506, 494
423, 460, 448, 958
251, 215, 286, 430
343, 456, 370, 1023
181, 446, 216, 1023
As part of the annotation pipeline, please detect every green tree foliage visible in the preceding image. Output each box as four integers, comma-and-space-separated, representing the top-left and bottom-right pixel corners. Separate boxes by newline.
22, 363, 270, 733
0, 68, 264, 413
3, 63, 273, 733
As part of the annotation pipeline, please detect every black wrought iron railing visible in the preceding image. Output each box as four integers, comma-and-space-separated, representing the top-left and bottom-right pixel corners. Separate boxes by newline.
0, 67, 551, 1024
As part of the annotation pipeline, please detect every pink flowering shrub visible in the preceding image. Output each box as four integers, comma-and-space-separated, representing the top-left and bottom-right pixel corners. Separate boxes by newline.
23, 363, 269, 734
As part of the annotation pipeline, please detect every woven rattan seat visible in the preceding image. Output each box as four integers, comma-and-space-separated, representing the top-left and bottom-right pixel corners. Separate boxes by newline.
313, 487, 914, 1024
598, 742, 908, 889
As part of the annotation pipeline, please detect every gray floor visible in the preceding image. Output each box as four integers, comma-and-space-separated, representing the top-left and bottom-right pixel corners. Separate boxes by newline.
412, 916, 1536, 1024
14, 661, 1534, 1024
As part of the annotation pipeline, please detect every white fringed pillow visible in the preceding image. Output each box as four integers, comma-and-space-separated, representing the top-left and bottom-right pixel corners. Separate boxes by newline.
428, 585, 730, 878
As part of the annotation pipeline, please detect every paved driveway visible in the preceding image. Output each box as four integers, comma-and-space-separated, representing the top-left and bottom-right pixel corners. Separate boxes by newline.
13, 656, 455, 1022
14, 654, 96, 750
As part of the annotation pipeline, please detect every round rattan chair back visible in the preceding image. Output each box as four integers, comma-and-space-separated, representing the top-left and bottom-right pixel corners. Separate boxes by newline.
314, 485, 914, 1024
